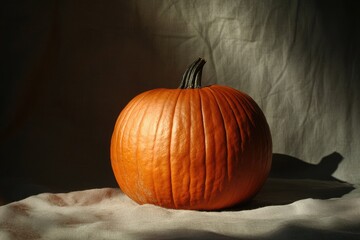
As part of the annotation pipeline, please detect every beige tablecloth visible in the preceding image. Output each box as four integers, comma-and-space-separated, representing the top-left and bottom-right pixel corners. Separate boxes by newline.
1, 179, 359, 240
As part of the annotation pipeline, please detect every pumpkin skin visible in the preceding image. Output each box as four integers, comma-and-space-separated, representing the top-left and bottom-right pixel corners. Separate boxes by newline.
110, 58, 272, 210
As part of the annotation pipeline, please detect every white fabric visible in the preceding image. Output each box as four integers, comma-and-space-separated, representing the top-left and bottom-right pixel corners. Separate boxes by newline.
1, 181, 359, 239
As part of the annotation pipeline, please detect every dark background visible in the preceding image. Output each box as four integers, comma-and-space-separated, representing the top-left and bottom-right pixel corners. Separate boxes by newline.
1, 0, 359, 203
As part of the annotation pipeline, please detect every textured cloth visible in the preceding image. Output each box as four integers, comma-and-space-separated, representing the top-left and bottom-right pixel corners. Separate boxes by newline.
1, 180, 359, 240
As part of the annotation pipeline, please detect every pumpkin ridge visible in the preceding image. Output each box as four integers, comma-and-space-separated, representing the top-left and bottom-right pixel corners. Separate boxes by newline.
141, 90, 168, 204
201, 89, 217, 203
113, 91, 151, 199
222, 87, 271, 167
222, 86, 258, 113
131, 92, 158, 203
219, 87, 271, 199
214, 87, 256, 201
235, 94, 256, 128
231, 92, 255, 141
215, 87, 247, 153
245, 102, 270, 198
227, 89, 266, 164
198, 89, 208, 203
112, 96, 138, 170
168, 89, 182, 208
151, 90, 170, 206
218, 87, 252, 201
207, 87, 230, 183
189, 89, 206, 207
186, 91, 192, 206
212, 87, 243, 180
226, 89, 258, 199
239, 93, 272, 176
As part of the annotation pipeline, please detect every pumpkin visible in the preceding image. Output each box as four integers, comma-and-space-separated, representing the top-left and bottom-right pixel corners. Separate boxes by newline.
110, 58, 272, 210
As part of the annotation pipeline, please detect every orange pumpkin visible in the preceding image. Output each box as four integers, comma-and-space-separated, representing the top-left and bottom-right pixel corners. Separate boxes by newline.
110, 58, 272, 210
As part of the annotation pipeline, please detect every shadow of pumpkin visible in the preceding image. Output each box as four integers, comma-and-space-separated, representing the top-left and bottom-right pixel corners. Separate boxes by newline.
227, 152, 354, 211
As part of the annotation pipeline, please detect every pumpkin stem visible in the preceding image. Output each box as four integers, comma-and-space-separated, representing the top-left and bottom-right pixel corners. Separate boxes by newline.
179, 58, 206, 89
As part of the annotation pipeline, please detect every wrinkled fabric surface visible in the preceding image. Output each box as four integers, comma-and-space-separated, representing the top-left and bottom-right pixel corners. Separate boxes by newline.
0, 181, 359, 240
